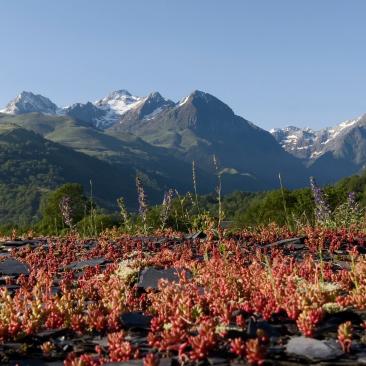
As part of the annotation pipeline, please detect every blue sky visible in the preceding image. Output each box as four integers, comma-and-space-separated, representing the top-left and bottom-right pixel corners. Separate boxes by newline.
0, 0, 365, 130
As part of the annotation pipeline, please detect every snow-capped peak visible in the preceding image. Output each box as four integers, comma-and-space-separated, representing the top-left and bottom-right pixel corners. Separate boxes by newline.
88, 90, 143, 128
0, 91, 58, 115
271, 114, 366, 160
327, 115, 363, 140
95, 90, 142, 115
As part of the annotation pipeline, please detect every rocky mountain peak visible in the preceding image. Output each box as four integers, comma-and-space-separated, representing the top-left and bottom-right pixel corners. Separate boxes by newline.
138, 92, 175, 120
1, 91, 58, 115
95, 89, 142, 114
108, 89, 132, 98
146, 91, 164, 100
178, 90, 235, 120
270, 114, 366, 160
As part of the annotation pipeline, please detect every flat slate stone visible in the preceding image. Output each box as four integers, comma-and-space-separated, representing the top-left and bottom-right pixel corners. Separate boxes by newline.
90, 336, 109, 347
36, 328, 68, 340
137, 267, 192, 290
286, 336, 343, 361
317, 310, 362, 333
263, 237, 306, 249
185, 231, 206, 240
0, 275, 11, 285
9, 361, 64, 366
3, 342, 26, 350
158, 358, 173, 366
1, 240, 41, 248
334, 261, 352, 270
83, 241, 98, 250
358, 353, 366, 364
125, 335, 148, 346
64, 257, 107, 271
246, 319, 281, 338
121, 311, 152, 329
0, 258, 30, 276
3, 285, 20, 295
104, 361, 143, 366
208, 357, 230, 365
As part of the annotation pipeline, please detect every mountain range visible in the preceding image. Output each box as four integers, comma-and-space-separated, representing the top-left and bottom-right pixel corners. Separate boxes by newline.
271, 114, 366, 183
0, 89, 365, 224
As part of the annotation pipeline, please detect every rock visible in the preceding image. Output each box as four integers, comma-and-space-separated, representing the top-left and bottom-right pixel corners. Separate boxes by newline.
83, 241, 98, 250
124, 334, 148, 345
36, 328, 68, 340
137, 267, 192, 290
263, 237, 306, 249
64, 257, 107, 271
0, 258, 30, 276
290, 243, 306, 250
159, 358, 173, 366
286, 336, 343, 361
9, 361, 64, 366
317, 310, 363, 333
284, 322, 300, 335
3, 342, 27, 351
358, 353, 366, 364
185, 231, 206, 240
103, 361, 143, 366
154, 238, 169, 245
0, 275, 14, 285
90, 336, 109, 347
354, 310, 366, 322
120, 312, 152, 329
4, 285, 20, 295
208, 357, 230, 365
1, 240, 40, 248
333, 261, 352, 270
246, 318, 281, 338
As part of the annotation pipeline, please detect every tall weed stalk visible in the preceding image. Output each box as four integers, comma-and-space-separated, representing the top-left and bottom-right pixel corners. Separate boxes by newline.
213, 155, 223, 227
278, 173, 291, 230
136, 176, 148, 235
89, 180, 97, 237
192, 160, 200, 211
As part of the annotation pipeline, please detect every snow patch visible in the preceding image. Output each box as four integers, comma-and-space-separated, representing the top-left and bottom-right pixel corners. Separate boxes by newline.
271, 114, 364, 159
143, 107, 163, 120
93, 90, 143, 128
95, 91, 142, 116
311, 150, 323, 158
178, 96, 189, 107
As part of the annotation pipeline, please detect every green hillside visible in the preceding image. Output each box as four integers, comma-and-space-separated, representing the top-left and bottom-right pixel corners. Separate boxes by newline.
0, 124, 144, 225
0, 113, 215, 196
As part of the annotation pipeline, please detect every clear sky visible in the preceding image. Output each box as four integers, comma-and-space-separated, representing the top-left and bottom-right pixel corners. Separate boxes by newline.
0, 0, 365, 130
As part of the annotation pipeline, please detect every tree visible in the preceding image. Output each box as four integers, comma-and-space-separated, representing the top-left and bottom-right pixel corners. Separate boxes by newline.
233, 188, 315, 228
36, 183, 89, 233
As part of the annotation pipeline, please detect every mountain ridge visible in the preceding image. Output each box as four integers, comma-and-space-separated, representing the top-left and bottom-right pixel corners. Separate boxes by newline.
1, 89, 186, 129
271, 114, 365, 160
2, 88, 366, 193
110, 89, 310, 190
